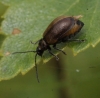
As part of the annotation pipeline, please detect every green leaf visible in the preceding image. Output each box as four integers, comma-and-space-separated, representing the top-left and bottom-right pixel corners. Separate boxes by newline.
0, 0, 100, 81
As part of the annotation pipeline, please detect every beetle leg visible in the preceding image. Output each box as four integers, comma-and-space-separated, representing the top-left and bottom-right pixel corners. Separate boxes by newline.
53, 45, 66, 55
67, 39, 85, 42
62, 37, 69, 42
48, 49, 59, 60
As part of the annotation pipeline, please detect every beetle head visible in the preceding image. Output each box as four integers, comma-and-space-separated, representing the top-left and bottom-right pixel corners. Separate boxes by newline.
36, 39, 48, 56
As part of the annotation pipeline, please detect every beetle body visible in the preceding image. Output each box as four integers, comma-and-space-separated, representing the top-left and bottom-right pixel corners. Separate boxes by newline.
37, 15, 84, 56
13, 15, 84, 82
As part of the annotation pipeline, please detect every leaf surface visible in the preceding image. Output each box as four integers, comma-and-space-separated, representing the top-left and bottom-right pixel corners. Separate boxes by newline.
0, 0, 100, 80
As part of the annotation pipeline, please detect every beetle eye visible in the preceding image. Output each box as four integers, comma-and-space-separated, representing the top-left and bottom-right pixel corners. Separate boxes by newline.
76, 20, 80, 25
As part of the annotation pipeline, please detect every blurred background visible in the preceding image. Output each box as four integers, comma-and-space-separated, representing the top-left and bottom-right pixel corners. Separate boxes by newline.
0, 2, 100, 98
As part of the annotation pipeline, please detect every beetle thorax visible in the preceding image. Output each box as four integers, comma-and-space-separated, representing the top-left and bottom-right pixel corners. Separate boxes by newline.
36, 39, 48, 56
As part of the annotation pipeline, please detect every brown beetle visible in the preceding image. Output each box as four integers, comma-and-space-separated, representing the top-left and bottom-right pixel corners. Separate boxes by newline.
13, 15, 84, 82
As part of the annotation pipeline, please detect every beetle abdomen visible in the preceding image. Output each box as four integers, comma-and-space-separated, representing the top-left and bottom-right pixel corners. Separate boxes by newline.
59, 20, 84, 42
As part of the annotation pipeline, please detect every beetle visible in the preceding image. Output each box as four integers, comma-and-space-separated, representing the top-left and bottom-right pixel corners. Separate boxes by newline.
13, 15, 84, 82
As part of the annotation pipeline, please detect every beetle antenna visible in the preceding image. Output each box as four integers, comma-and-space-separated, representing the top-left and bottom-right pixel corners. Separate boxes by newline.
35, 53, 40, 83
12, 51, 40, 82
31, 40, 39, 44
12, 50, 36, 54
